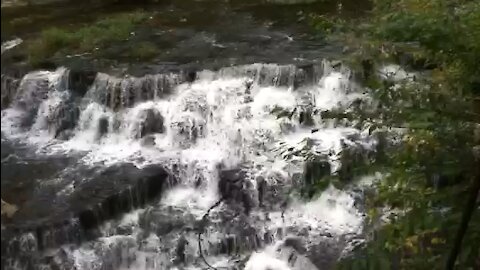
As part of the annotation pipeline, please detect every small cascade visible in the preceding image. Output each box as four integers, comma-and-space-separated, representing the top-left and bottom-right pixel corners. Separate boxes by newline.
84, 72, 187, 111
1, 74, 20, 109
1, 60, 376, 270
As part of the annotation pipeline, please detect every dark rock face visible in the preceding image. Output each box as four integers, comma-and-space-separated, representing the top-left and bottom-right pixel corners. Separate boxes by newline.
256, 171, 292, 211
303, 157, 331, 198
139, 207, 195, 236
0, 143, 76, 209
86, 72, 186, 111
140, 134, 156, 146
175, 235, 188, 264
51, 98, 81, 139
306, 238, 345, 270
184, 69, 197, 83
68, 69, 97, 97
2, 163, 172, 254
361, 59, 373, 81
218, 168, 254, 215
338, 141, 368, 183
299, 106, 315, 126
96, 116, 110, 139
12, 72, 53, 128
73, 163, 172, 230
283, 237, 307, 254
295, 63, 324, 87
1, 74, 20, 109
256, 175, 267, 207
135, 108, 164, 139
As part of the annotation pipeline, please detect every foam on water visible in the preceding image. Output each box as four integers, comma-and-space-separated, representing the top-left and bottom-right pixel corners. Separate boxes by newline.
244, 239, 318, 270
245, 251, 292, 270
285, 186, 362, 234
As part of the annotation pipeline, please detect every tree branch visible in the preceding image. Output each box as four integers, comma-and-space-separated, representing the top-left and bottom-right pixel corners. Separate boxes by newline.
197, 197, 229, 270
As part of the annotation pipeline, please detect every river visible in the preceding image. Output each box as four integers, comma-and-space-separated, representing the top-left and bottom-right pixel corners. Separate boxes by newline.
1, 1, 376, 269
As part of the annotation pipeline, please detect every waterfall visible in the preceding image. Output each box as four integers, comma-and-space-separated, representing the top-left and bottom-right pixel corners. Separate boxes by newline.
1, 61, 376, 270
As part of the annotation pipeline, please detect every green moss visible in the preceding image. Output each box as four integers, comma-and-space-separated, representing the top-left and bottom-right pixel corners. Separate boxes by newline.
26, 11, 150, 66
128, 41, 159, 60
27, 27, 75, 66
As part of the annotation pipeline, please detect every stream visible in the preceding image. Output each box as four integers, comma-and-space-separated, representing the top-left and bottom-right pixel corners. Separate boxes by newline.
1, 1, 377, 269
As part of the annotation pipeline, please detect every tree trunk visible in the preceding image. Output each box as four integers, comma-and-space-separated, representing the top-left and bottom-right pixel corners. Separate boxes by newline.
445, 97, 480, 269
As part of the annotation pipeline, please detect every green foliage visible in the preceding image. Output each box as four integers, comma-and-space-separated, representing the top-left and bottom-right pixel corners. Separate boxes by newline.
372, 0, 480, 93
300, 0, 480, 269
334, 76, 478, 269
308, 14, 348, 35
27, 11, 150, 66
27, 28, 74, 65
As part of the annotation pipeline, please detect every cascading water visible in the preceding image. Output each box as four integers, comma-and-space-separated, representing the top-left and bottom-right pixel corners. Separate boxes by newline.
1, 61, 376, 270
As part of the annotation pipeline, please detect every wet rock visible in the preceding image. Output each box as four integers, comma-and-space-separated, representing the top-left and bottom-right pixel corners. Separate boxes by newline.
175, 235, 188, 264
257, 64, 296, 87
331, 60, 342, 70
86, 72, 185, 110
428, 172, 467, 190
302, 157, 331, 198
395, 51, 437, 70
305, 238, 344, 270
256, 171, 292, 211
295, 63, 324, 87
1, 74, 20, 109
218, 168, 253, 215
139, 207, 193, 236
1, 150, 75, 216
43, 247, 76, 270
141, 135, 156, 146
3, 162, 172, 256
337, 141, 368, 183
299, 106, 315, 126
170, 112, 206, 147
283, 237, 307, 254
256, 175, 266, 207
74, 163, 171, 230
135, 108, 164, 139
361, 59, 373, 81
218, 64, 309, 89
1, 231, 39, 270
12, 72, 53, 128
96, 116, 109, 139
68, 69, 97, 97
52, 101, 80, 139
185, 69, 197, 83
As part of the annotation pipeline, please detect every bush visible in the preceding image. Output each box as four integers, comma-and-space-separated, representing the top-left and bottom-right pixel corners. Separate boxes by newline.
303, 1, 480, 269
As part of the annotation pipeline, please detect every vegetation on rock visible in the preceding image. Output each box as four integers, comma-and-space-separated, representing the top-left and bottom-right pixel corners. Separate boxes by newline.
26, 11, 152, 66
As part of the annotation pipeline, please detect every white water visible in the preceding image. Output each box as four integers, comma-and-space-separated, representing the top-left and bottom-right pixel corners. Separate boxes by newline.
1, 62, 375, 269
1, 38, 23, 54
